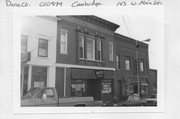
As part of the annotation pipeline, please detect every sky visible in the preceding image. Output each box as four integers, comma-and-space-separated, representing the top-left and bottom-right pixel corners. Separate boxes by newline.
97, 15, 158, 69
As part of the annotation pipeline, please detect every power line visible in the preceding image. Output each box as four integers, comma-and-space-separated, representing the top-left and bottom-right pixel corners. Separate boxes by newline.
122, 15, 131, 37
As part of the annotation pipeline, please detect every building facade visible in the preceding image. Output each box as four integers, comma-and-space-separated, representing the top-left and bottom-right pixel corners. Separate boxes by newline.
21, 15, 154, 101
55, 16, 119, 101
115, 33, 150, 98
21, 16, 58, 96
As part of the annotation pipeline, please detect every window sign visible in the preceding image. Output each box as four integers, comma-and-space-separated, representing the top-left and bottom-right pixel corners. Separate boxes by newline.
101, 80, 112, 94
95, 70, 104, 78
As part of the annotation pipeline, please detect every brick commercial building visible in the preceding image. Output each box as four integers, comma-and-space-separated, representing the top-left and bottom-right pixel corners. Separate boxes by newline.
21, 15, 155, 102
115, 33, 150, 99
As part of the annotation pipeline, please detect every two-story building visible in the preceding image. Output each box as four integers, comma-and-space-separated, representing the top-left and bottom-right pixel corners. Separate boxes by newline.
115, 33, 150, 98
21, 16, 58, 96
55, 16, 119, 101
21, 15, 154, 102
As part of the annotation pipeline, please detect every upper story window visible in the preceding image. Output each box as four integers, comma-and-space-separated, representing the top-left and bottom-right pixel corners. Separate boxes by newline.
38, 38, 48, 57
116, 55, 120, 69
109, 42, 113, 61
96, 39, 102, 61
79, 36, 85, 59
125, 57, 131, 70
21, 35, 28, 54
60, 29, 68, 54
140, 60, 145, 72
86, 38, 95, 60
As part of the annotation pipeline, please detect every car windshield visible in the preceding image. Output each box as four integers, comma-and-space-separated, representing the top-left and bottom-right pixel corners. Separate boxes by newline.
150, 95, 157, 98
24, 88, 40, 98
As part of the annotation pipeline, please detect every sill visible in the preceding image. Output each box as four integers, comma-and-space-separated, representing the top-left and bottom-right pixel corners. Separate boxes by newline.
79, 58, 103, 63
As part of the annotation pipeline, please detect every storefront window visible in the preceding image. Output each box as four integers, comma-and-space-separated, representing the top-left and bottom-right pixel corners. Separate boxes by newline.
71, 80, 86, 97
32, 66, 47, 88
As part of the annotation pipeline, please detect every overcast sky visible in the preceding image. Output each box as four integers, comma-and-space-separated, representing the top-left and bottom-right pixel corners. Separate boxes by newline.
97, 15, 158, 69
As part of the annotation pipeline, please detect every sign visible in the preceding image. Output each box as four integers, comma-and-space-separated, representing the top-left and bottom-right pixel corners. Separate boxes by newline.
101, 80, 112, 94
21, 52, 31, 63
95, 70, 104, 78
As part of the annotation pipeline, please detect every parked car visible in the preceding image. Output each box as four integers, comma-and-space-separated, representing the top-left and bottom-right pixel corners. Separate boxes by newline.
118, 94, 146, 106
21, 87, 95, 107
144, 94, 157, 106
103, 94, 146, 106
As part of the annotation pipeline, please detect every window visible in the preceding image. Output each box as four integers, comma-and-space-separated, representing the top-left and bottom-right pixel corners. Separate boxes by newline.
79, 36, 84, 58
109, 42, 113, 61
96, 40, 102, 60
60, 29, 68, 54
38, 38, 48, 57
21, 35, 28, 54
116, 55, 120, 69
71, 80, 86, 97
125, 57, 131, 70
140, 60, 144, 72
86, 38, 95, 60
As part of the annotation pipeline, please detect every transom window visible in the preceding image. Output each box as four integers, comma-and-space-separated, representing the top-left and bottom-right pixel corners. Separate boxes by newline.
60, 29, 68, 54
86, 38, 95, 60
38, 38, 48, 57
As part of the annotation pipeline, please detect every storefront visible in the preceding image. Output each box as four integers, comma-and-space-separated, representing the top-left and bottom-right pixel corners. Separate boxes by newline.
21, 65, 48, 96
70, 68, 114, 101
123, 76, 149, 97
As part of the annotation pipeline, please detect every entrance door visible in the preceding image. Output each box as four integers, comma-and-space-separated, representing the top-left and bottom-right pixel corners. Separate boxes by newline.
87, 79, 101, 100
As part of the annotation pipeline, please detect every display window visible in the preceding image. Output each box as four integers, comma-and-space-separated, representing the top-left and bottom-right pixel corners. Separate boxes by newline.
71, 80, 87, 97
101, 80, 112, 95
32, 66, 47, 88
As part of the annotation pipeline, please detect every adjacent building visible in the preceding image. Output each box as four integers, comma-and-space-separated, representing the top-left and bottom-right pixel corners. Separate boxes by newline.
21, 15, 156, 101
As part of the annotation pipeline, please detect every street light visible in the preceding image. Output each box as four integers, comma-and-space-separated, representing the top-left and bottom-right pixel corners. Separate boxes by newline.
136, 39, 151, 97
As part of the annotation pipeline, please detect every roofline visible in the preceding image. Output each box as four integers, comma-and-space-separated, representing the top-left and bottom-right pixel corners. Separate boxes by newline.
71, 15, 120, 31
115, 33, 149, 47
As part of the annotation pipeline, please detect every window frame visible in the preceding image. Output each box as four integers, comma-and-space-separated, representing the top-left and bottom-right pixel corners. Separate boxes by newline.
86, 37, 95, 60
116, 54, 120, 69
109, 42, 114, 61
79, 35, 85, 59
38, 38, 48, 57
96, 39, 102, 61
139, 59, 145, 72
21, 35, 28, 53
125, 57, 131, 71
60, 29, 68, 54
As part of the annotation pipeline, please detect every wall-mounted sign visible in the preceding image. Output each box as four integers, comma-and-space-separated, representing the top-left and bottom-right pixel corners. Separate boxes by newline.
21, 52, 31, 63
95, 70, 104, 78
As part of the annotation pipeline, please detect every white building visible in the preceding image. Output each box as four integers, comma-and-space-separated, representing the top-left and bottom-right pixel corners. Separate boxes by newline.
21, 16, 57, 96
